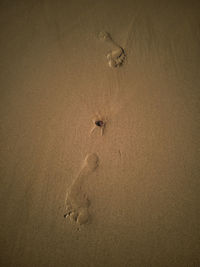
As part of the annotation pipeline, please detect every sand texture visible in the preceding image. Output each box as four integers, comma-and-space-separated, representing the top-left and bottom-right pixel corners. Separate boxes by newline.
0, 0, 200, 266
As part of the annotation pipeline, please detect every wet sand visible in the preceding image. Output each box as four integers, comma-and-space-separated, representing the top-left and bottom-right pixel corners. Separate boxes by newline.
0, 0, 200, 266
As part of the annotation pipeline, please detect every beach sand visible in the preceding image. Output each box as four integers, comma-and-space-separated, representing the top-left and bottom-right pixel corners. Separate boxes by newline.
0, 0, 200, 266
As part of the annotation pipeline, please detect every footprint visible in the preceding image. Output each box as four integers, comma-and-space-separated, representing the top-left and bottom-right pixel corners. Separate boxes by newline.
64, 153, 99, 225
99, 31, 126, 68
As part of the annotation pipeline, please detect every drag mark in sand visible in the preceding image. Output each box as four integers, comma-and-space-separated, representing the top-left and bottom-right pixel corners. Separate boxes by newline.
118, 150, 122, 160
64, 153, 99, 225
99, 31, 126, 68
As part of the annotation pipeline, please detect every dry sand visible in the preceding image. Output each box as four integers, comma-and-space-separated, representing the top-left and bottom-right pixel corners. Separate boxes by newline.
0, 0, 200, 266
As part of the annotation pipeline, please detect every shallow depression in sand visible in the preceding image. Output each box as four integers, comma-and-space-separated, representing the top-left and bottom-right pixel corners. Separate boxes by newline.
64, 153, 99, 225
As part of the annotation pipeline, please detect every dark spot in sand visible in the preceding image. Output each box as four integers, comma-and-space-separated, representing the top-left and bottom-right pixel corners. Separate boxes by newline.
95, 120, 104, 127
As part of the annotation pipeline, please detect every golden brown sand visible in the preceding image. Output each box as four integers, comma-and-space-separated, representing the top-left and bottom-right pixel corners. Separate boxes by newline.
0, 0, 200, 266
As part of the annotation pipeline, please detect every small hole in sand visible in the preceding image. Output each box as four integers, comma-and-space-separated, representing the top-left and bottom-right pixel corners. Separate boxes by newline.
95, 120, 104, 127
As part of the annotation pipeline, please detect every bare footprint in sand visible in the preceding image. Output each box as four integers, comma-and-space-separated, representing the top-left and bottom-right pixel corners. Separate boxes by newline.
64, 153, 99, 225
99, 31, 126, 68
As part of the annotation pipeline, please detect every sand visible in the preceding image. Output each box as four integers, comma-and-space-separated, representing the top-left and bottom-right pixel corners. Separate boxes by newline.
0, 0, 200, 266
